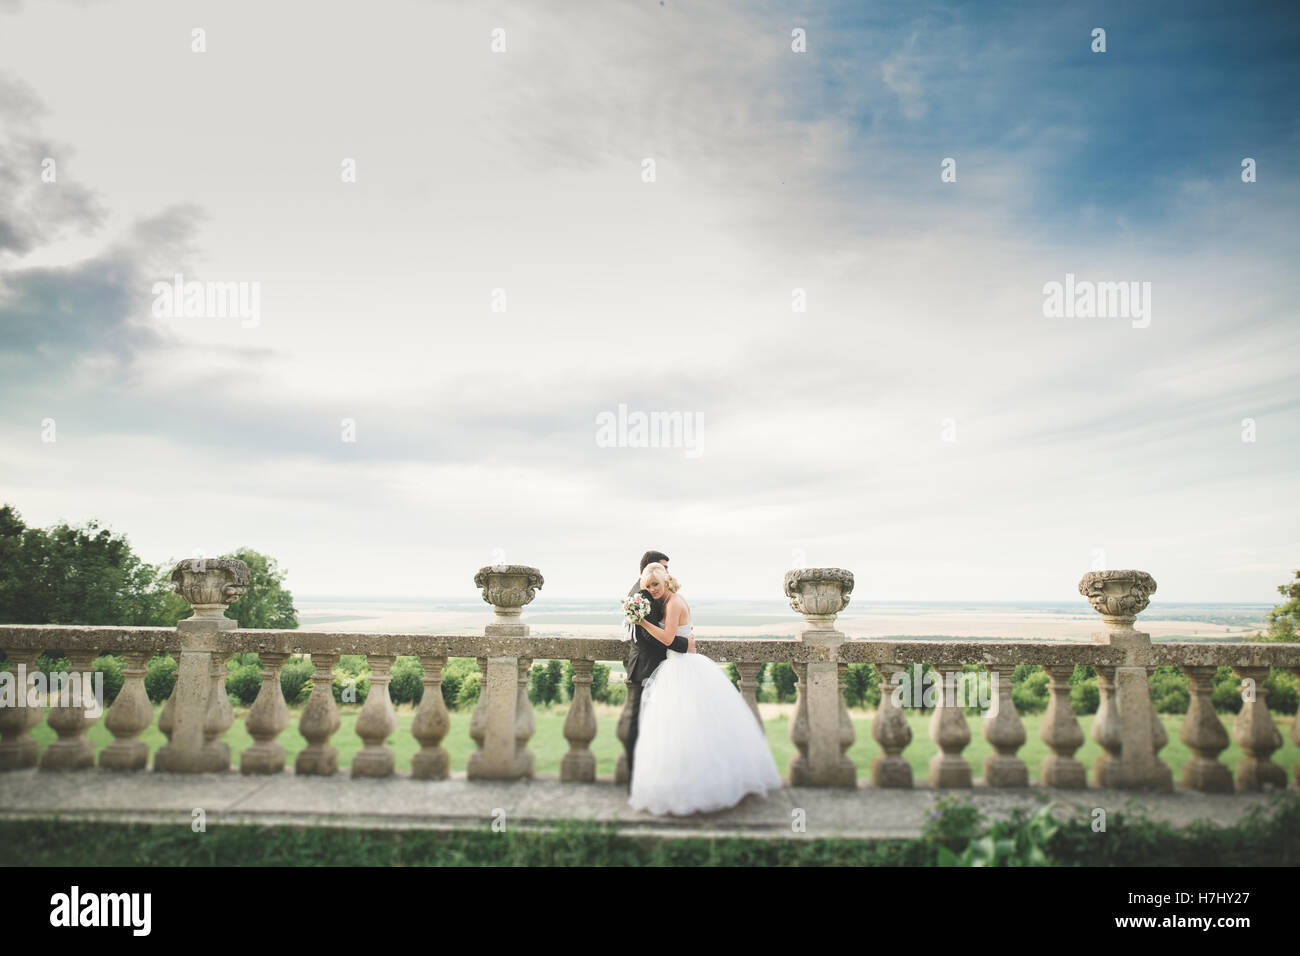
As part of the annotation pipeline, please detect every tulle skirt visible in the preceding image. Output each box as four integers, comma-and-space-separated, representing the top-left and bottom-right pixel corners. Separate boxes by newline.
629, 651, 783, 815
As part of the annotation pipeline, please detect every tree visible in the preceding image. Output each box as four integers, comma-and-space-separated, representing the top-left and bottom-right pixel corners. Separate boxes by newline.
1258, 570, 1300, 643
216, 547, 298, 629
0, 504, 176, 626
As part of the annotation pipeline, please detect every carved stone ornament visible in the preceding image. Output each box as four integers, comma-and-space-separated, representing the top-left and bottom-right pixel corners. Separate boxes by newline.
170, 558, 251, 615
1078, 570, 1157, 625
784, 567, 854, 626
474, 565, 544, 617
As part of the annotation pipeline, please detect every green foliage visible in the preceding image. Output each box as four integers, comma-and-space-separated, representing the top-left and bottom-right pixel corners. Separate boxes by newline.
921, 794, 982, 853
440, 658, 480, 710
770, 662, 797, 702
1070, 676, 1099, 715
332, 669, 370, 705
90, 653, 124, 706
1257, 570, 1300, 643
529, 659, 565, 706
455, 673, 481, 710
842, 663, 879, 708
145, 653, 177, 703
1150, 664, 1190, 714
278, 657, 314, 706
0, 504, 178, 626
1011, 668, 1050, 715
225, 660, 264, 706
603, 681, 626, 706
935, 801, 1060, 867
389, 656, 425, 706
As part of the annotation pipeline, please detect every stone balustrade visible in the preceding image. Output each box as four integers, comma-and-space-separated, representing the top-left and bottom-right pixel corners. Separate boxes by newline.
1, 562, 1298, 795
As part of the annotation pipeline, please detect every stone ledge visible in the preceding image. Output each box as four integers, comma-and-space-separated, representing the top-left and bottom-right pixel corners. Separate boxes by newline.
0, 768, 1287, 841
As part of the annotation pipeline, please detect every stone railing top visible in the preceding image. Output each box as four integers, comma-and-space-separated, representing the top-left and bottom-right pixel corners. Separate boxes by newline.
2, 625, 1298, 669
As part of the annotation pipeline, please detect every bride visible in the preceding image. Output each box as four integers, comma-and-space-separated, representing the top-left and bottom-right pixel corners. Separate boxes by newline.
627, 562, 783, 815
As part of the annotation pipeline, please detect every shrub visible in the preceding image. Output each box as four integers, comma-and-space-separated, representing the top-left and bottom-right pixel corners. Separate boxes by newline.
1212, 666, 1244, 714
441, 658, 480, 709
770, 663, 797, 702
455, 673, 481, 710
529, 659, 565, 707
842, 663, 877, 709
225, 660, 264, 706
333, 669, 370, 705
1011, 668, 1050, 715
388, 656, 425, 706
278, 656, 315, 706
90, 653, 124, 707
603, 682, 626, 706
1150, 665, 1189, 714
145, 653, 177, 703
1070, 676, 1099, 715
336, 654, 369, 677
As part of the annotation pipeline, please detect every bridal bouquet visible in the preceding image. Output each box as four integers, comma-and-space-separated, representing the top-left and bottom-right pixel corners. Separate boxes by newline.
622, 592, 651, 624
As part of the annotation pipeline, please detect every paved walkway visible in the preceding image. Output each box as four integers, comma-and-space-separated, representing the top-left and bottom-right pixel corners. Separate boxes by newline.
1, 769, 1291, 839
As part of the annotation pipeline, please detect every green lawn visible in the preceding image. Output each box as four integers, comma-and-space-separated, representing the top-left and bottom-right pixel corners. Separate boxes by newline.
25, 704, 1298, 785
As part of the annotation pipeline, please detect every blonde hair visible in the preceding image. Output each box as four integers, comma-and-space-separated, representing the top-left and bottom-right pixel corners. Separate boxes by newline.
640, 561, 679, 593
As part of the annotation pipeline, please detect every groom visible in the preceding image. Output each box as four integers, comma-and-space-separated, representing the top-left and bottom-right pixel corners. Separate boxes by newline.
623, 549, 696, 786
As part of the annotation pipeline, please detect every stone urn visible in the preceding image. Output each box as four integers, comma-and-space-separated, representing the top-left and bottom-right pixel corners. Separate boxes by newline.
474, 564, 544, 634
170, 558, 251, 623
1078, 570, 1156, 630
784, 567, 854, 634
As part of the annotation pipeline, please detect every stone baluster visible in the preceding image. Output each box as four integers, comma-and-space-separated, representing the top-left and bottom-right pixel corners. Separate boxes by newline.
788, 663, 810, 783
1177, 665, 1232, 792
1039, 664, 1086, 788
241, 652, 290, 774
1293, 667, 1300, 791
562, 659, 597, 782
734, 662, 764, 729
101, 650, 154, 770
295, 652, 341, 775
0, 649, 43, 770
40, 648, 99, 770
201, 649, 234, 771
1079, 570, 1172, 790
1091, 665, 1122, 786
928, 669, 971, 787
157, 651, 179, 749
155, 558, 248, 772
411, 655, 450, 779
836, 662, 855, 769
1230, 665, 1285, 792
468, 655, 489, 774
513, 657, 535, 778
871, 662, 913, 788
353, 654, 397, 777
783, 568, 855, 786
468, 564, 543, 780
982, 664, 1027, 786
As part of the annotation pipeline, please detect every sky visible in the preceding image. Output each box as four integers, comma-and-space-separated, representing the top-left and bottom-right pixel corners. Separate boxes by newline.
0, 0, 1297, 605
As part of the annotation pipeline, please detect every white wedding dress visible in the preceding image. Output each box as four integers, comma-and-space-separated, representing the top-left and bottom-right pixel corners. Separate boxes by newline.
628, 625, 783, 815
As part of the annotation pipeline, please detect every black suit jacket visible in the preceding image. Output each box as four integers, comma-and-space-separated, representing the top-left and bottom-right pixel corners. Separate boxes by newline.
625, 581, 690, 685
